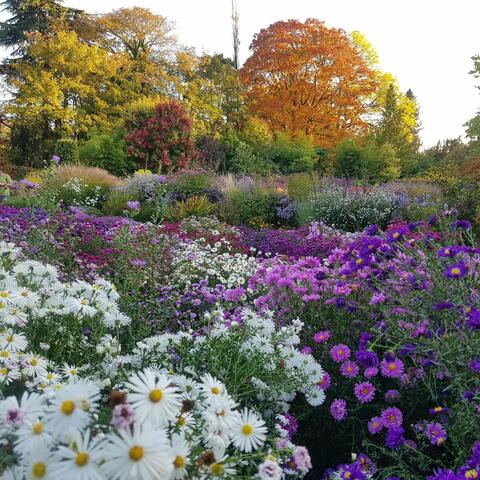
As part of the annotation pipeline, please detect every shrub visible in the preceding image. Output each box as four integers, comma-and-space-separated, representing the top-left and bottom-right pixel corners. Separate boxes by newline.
229, 141, 277, 175
270, 132, 318, 173
125, 100, 198, 173
123, 172, 167, 204
286, 173, 317, 202
54, 138, 79, 164
166, 170, 215, 197
196, 135, 227, 171
44, 164, 121, 190
102, 189, 140, 216
80, 131, 134, 177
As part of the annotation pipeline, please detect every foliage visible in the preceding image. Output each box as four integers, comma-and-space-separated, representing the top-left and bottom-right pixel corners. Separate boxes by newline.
125, 100, 197, 173
80, 130, 134, 177
53, 138, 79, 165
196, 135, 227, 171
165, 195, 214, 222
241, 19, 378, 148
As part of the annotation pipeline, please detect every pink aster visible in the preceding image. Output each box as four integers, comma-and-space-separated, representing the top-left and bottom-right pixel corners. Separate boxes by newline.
318, 372, 331, 390
330, 399, 347, 421
368, 416, 383, 434
364, 367, 379, 378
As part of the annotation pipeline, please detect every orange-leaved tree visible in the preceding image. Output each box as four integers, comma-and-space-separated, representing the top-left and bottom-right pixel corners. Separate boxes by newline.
240, 19, 378, 148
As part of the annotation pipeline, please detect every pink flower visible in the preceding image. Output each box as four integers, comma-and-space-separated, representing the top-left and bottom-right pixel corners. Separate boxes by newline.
313, 330, 331, 343
292, 446, 312, 473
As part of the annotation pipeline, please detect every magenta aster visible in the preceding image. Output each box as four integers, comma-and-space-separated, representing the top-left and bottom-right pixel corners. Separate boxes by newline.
318, 372, 331, 390
354, 381, 376, 403
380, 358, 404, 378
340, 361, 360, 378
426, 422, 447, 446
330, 344, 351, 362
313, 330, 331, 343
364, 367, 379, 378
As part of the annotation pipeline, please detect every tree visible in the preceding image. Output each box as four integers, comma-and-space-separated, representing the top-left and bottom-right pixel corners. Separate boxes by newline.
7, 30, 131, 165
240, 19, 378, 148
0, 0, 82, 55
375, 84, 407, 150
125, 101, 197, 173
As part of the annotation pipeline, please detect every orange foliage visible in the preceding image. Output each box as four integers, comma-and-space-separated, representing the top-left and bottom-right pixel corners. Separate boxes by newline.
240, 19, 378, 148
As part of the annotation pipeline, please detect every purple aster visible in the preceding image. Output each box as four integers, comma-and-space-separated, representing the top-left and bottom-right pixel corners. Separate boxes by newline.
330, 399, 347, 421
426, 422, 447, 445
437, 246, 457, 258
380, 358, 404, 378
341, 361, 359, 378
368, 416, 383, 434
340, 464, 366, 480
301, 347, 313, 355
444, 263, 468, 279
385, 390, 400, 402
313, 331, 331, 343
468, 357, 480, 373
427, 470, 459, 480
466, 309, 480, 330
429, 406, 448, 414
364, 224, 380, 235
427, 215, 439, 225
450, 220, 471, 231
131, 259, 147, 267
364, 367, 379, 378
318, 372, 331, 390
386, 426, 405, 449
397, 343, 416, 356
51, 155, 61, 164
330, 344, 351, 362
387, 227, 409, 243
354, 382, 376, 403
380, 407, 403, 428
432, 302, 455, 310
355, 350, 379, 368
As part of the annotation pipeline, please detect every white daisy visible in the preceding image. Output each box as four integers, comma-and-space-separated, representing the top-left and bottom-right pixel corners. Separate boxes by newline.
50, 429, 105, 480
21, 447, 55, 480
230, 408, 267, 453
15, 419, 52, 455
126, 369, 181, 427
167, 433, 190, 480
200, 374, 226, 398
0, 330, 28, 352
44, 381, 99, 437
61, 364, 81, 383
23, 353, 48, 377
0, 364, 21, 384
102, 425, 171, 480
64, 297, 97, 317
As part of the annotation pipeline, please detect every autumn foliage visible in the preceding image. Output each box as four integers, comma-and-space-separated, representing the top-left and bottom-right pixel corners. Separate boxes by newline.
125, 101, 197, 173
240, 19, 378, 148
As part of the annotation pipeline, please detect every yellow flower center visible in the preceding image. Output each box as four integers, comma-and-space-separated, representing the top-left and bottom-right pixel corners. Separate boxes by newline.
32, 462, 46, 478
61, 400, 76, 415
242, 424, 254, 435
149, 389, 163, 402
451, 267, 461, 275
0, 368, 7, 375
75, 453, 89, 467
31, 359, 38, 366
0, 291, 8, 297
46, 373, 54, 380
6, 335, 14, 342
211, 386, 221, 395
389, 363, 397, 370
356, 258, 363, 265
393, 232, 400, 238
178, 416, 186, 426
70, 370, 77, 376
21, 291, 29, 296
0, 301, 4, 308
129, 446, 144, 461
465, 470, 478, 479
173, 456, 185, 469
211, 464, 223, 475
80, 300, 88, 305
32, 423, 43, 434
434, 407, 443, 412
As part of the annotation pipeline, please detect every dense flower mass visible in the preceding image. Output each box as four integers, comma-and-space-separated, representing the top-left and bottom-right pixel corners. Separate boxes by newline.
0, 206, 479, 480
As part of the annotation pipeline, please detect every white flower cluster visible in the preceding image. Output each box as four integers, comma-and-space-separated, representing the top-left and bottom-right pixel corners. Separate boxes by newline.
0, 369, 311, 480
0, 242, 130, 384
171, 237, 258, 289
51, 177, 106, 207
126, 308, 326, 412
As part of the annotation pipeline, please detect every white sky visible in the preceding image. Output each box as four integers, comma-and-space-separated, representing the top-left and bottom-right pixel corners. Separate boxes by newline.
7, 0, 480, 148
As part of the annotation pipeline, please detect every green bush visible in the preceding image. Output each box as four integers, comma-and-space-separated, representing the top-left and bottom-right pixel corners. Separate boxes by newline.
286, 173, 317, 202
166, 171, 215, 197
270, 132, 318, 173
51, 178, 110, 209
80, 131, 134, 177
54, 139, 79, 165
165, 195, 213, 221
218, 189, 282, 228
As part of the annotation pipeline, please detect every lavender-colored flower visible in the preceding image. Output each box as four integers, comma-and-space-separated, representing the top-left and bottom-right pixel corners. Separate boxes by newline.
364, 367, 379, 378
131, 259, 147, 267
380, 407, 403, 428
380, 358, 404, 378
368, 416, 383, 434
126, 201, 140, 210
292, 446, 312, 472
354, 382, 376, 403
450, 220, 471, 231
426, 422, 447, 445
330, 344, 351, 362
364, 224, 380, 235
386, 426, 405, 449
330, 399, 347, 421
429, 406, 448, 414
341, 360, 359, 378
51, 155, 61, 164
355, 350, 378, 368
444, 263, 468, 279
4, 408, 25, 428
437, 246, 457, 258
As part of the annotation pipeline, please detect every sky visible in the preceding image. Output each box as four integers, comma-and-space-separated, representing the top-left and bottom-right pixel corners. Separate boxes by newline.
6, 0, 480, 148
